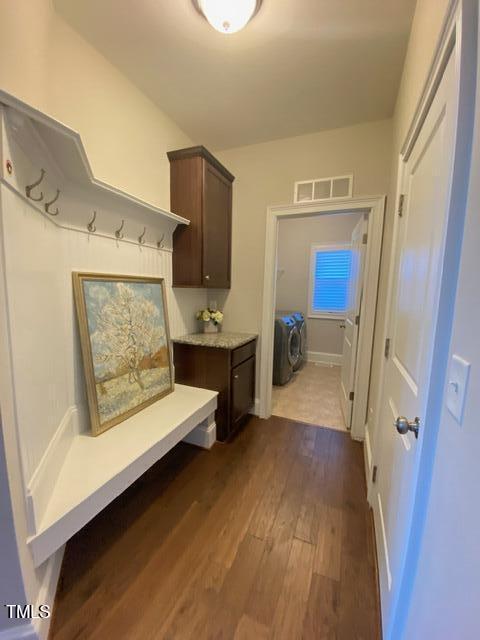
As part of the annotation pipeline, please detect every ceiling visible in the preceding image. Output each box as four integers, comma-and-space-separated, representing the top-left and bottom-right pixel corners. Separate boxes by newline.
54, 0, 416, 150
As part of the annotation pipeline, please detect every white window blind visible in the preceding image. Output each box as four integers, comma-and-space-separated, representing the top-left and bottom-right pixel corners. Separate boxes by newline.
308, 245, 352, 318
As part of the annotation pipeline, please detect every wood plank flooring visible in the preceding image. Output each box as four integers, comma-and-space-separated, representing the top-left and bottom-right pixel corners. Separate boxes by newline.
49, 416, 380, 640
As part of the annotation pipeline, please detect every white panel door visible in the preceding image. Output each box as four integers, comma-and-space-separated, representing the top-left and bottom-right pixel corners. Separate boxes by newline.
340, 217, 366, 428
373, 51, 457, 637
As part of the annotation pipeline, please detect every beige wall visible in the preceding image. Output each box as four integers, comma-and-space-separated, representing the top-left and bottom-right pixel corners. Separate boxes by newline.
276, 213, 362, 356
214, 119, 392, 397
0, 0, 194, 211
367, 0, 452, 447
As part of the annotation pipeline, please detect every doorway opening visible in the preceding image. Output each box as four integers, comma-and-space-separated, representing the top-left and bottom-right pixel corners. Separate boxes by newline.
259, 196, 385, 441
273, 212, 367, 432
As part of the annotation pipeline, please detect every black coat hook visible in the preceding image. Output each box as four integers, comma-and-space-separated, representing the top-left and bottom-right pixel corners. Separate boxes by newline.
44, 189, 60, 216
87, 211, 97, 233
25, 168, 46, 202
157, 234, 165, 249
115, 219, 125, 239
138, 227, 146, 245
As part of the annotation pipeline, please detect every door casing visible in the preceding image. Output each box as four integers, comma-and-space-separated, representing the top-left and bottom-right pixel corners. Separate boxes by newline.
259, 196, 385, 441
340, 216, 368, 429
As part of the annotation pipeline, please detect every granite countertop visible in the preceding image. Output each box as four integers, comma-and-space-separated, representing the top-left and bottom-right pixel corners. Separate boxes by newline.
172, 332, 257, 350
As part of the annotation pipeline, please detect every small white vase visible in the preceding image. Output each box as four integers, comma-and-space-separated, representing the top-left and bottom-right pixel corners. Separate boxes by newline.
203, 320, 219, 334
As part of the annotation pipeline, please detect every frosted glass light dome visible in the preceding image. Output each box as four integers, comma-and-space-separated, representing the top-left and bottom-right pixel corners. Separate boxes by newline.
196, 0, 261, 34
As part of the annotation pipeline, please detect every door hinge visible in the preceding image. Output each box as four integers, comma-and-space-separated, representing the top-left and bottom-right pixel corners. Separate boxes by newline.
384, 338, 391, 358
349, 391, 355, 401
355, 314, 360, 326
372, 465, 378, 483
398, 194, 405, 217
362, 233, 368, 245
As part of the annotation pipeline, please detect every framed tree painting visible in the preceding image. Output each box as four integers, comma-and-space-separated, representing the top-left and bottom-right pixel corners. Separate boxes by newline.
73, 273, 174, 436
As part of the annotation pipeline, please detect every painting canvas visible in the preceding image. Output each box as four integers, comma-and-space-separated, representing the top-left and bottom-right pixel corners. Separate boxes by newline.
73, 273, 174, 436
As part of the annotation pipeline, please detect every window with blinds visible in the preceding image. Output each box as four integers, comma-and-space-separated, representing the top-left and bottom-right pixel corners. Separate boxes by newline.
308, 245, 352, 318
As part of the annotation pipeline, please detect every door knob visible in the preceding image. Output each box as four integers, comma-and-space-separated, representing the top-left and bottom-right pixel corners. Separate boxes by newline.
394, 416, 420, 439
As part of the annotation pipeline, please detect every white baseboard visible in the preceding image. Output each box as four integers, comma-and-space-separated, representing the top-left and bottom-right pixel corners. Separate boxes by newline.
252, 398, 260, 417
33, 547, 64, 640
0, 547, 64, 640
306, 351, 342, 366
0, 623, 37, 640
26, 407, 77, 534
364, 426, 372, 473
364, 426, 373, 505
182, 413, 216, 449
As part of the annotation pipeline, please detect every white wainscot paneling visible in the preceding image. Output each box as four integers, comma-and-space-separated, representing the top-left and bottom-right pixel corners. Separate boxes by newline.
1, 189, 210, 541
2, 187, 193, 478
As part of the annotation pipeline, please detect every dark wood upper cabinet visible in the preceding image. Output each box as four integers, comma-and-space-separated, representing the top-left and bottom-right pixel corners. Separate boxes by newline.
167, 146, 234, 289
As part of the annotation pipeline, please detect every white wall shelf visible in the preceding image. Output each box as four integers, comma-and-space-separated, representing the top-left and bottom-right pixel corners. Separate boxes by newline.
0, 89, 189, 251
27, 384, 217, 567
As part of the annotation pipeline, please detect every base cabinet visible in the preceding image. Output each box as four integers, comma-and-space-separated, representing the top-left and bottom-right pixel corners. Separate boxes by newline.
232, 357, 256, 429
173, 339, 256, 442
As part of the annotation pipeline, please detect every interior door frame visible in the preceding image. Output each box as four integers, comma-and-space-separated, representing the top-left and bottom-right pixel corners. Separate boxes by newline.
368, 0, 477, 636
259, 195, 386, 441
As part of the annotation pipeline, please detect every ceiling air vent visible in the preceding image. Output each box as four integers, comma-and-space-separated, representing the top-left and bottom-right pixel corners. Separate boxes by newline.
294, 174, 353, 204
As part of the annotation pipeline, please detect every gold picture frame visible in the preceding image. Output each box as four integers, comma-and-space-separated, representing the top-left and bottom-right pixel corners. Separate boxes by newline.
73, 272, 174, 436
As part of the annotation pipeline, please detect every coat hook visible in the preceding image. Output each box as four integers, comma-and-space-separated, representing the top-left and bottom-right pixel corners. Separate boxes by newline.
87, 211, 97, 233
115, 219, 125, 239
138, 227, 146, 245
25, 168, 46, 202
157, 234, 165, 249
44, 189, 60, 216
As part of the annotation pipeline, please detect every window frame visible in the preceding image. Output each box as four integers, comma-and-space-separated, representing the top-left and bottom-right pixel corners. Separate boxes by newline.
307, 243, 352, 320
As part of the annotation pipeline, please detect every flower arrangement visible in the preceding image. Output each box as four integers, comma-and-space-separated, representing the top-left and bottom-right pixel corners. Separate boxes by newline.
197, 308, 224, 325
196, 308, 224, 333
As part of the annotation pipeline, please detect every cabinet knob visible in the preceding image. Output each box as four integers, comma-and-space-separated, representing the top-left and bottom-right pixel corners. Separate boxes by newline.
234, 374, 239, 380
204, 275, 210, 280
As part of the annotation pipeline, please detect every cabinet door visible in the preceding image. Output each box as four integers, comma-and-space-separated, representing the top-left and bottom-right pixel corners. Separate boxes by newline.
202, 161, 232, 289
173, 343, 231, 442
171, 157, 203, 287
231, 357, 255, 427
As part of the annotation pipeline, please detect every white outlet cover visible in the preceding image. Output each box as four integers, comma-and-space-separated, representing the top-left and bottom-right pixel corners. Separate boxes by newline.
446, 354, 471, 424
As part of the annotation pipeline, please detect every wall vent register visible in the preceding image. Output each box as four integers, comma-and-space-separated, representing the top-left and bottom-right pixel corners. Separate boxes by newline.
294, 174, 353, 203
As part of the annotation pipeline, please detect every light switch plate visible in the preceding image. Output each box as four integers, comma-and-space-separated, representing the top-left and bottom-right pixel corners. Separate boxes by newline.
446, 354, 471, 424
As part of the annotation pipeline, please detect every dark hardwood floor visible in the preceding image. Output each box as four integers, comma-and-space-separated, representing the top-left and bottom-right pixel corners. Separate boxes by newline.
49, 416, 380, 640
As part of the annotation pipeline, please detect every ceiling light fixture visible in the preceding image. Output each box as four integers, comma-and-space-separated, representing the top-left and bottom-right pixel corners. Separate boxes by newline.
193, 0, 262, 35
